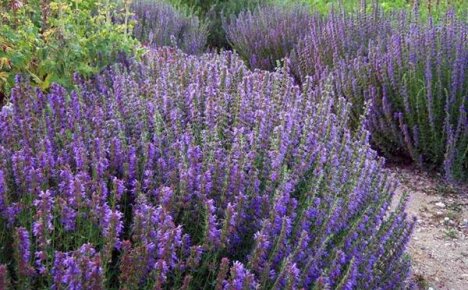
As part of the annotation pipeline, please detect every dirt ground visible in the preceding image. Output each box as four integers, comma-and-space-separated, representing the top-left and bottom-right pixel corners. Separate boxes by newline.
388, 165, 468, 290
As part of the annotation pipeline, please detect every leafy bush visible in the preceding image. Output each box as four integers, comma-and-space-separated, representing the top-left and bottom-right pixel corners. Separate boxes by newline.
0, 0, 141, 98
0, 48, 413, 288
132, 0, 208, 54
327, 13, 467, 181
225, 4, 313, 70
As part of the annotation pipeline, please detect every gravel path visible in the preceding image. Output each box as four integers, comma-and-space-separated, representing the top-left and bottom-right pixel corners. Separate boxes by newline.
389, 166, 468, 290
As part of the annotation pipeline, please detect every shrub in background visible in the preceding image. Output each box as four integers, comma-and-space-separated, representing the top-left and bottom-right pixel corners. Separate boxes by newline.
206, 0, 266, 49
166, 0, 267, 49
0, 0, 141, 98
225, 4, 313, 70
132, 0, 208, 54
0, 48, 413, 288
328, 13, 467, 181
289, 5, 397, 84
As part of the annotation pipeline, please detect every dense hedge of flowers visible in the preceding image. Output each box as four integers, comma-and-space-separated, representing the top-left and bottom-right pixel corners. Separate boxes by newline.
289, 6, 398, 84
325, 12, 467, 181
282, 5, 466, 181
132, 0, 208, 54
0, 48, 413, 288
224, 4, 313, 70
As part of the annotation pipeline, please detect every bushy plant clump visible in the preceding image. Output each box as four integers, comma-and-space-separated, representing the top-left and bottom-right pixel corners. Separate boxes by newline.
0, 0, 141, 99
327, 12, 467, 181
0, 48, 413, 289
132, 0, 208, 54
289, 5, 398, 84
225, 4, 313, 70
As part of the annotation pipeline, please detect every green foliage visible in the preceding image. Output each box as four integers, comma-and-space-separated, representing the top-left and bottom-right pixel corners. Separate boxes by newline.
378, 0, 467, 18
0, 0, 143, 97
163, 0, 202, 17
274, 0, 468, 18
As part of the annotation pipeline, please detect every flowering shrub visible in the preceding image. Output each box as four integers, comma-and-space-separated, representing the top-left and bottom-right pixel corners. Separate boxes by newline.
224, 4, 313, 70
289, 6, 397, 83
132, 0, 208, 54
328, 13, 467, 181
0, 48, 413, 288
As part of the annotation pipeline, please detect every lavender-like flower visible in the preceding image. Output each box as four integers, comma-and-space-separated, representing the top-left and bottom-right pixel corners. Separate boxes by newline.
0, 170, 5, 216
14, 227, 32, 277
224, 261, 258, 290
32, 190, 54, 275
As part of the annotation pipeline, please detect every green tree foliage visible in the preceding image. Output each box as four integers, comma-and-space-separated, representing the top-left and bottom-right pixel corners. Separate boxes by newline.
0, 0, 143, 99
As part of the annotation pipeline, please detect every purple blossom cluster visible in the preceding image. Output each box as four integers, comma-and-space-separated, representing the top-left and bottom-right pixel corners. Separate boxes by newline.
132, 0, 208, 54
0, 48, 413, 288
52, 244, 103, 290
224, 4, 313, 70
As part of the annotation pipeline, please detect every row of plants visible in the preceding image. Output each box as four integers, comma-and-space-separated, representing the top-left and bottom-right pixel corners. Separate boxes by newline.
322, 13, 467, 181
133, 0, 466, 180
0, 47, 413, 289
223, 4, 467, 181
2, 0, 465, 98
152, 0, 468, 50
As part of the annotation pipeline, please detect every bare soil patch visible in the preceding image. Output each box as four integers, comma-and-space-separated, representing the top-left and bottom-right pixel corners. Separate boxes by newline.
388, 165, 468, 290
